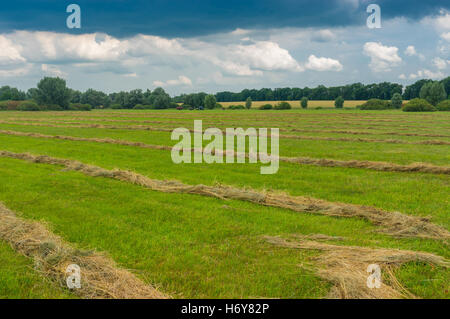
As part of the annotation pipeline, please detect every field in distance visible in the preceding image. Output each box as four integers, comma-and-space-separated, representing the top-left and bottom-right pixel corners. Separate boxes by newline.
220, 100, 368, 108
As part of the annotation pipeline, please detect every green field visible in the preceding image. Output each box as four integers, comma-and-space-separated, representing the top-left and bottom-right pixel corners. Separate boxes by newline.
0, 108, 448, 299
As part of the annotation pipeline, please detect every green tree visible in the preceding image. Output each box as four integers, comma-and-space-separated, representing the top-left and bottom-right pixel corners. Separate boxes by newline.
335, 96, 344, 108
204, 94, 217, 109
301, 97, 308, 109
35, 77, 71, 109
420, 82, 447, 106
245, 97, 252, 109
391, 93, 403, 109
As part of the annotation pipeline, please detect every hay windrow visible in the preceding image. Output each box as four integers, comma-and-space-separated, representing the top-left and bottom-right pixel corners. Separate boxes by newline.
1, 129, 449, 175
0, 150, 448, 241
1, 120, 449, 145
264, 235, 449, 299
0, 202, 169, 299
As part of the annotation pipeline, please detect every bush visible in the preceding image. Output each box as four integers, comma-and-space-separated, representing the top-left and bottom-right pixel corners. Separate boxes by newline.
301, 97, 308, 109
44, 104, 64, 111
133, 104, 153, 109
391, 93, 403, 109
204, 94, 217, 109
18, 101, 40, 111
110, 104, 124, 109
274, 102, 291, 110
245, 97, 252, 109
402, 98, 436, 112
228, 105, 245, 110
335, 96, 344, 108
259, 104, 273, 110
436, 99, 450, 111
359, 99, 392, 110
181, 104, 192, 109
215, 103, 223, 109
70, 103, 92, 111
0, 100, 22, 110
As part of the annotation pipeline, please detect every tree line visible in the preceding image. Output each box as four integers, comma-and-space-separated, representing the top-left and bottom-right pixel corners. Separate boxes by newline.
1, 76, 449, 110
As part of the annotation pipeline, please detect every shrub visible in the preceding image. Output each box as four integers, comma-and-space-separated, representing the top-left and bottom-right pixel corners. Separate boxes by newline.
133, 104, 153, 109
44, 104, 64, 111
436, 99, 450, 111
228, 105, 245, 110
245, 97, 252, 109
0, 100, 22, 110
259, 104, 273, 110
335, 96, 344, 109
391, 93, 403, 109
204, 94, 217, 109
274, 102, 291, 110
359, 99, 392, 110
18, 101, 40, 111
301, 97, 308, 109
110, 104, 123, 109
70, 103, 92, 111
402, 98, 437, 112
181, 104, 192, 109
215, 103, 223, 109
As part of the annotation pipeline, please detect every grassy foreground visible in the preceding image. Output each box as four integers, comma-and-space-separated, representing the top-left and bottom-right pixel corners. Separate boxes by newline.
0, 109, 448, 298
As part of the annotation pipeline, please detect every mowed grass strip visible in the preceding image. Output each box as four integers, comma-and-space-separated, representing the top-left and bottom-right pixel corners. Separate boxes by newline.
0, 157, 448, 298
0, 129, 448, 175
0, 122, 449, 165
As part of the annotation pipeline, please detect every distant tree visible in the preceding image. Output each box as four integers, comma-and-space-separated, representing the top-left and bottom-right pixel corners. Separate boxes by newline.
403, 79, 432, 100
204, 94, 217, 109
26, 88, 39, 100
391, 93, 403, 109
301, 97, 308, 109
245, 97, 252, 109
0, 86, 26, 101
335, 96, 344, 108
81, 89, 111, 108
420, 82, 447, 106
35, 77, 71, 109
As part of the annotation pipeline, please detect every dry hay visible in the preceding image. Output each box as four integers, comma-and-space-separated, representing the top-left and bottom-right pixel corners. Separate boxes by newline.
290, 128, 450, 138
0, 202, 169, 299
1, 129, 448, 175
264, 235, 449, 299
0, 150, 448, 241
280, 156, 450, 175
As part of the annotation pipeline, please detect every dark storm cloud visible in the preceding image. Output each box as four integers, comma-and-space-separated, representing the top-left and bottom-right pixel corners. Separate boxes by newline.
0, 0, 448, 37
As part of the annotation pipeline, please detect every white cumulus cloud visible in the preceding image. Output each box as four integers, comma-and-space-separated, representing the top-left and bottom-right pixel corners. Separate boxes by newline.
363, 42, 402, 72
153, 75, 192, 87
305, 55, 343, 71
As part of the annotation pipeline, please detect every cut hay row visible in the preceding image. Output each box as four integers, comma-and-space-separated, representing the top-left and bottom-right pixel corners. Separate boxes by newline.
1, 129, 449, 175
0, 202, 169, 299
264, 235, 449, 299
0, 150, 448, 241
1, 121, 448, 146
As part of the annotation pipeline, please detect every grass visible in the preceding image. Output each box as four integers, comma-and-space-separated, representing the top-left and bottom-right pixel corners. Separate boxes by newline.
0, 108, 448, 299
0, 241, 75, 299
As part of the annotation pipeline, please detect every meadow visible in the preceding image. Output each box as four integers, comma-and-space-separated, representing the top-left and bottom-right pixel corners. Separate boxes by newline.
0, 108, 448, 299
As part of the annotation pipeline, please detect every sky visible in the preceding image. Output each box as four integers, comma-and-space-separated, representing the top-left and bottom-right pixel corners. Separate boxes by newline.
0, 0, 449, 95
